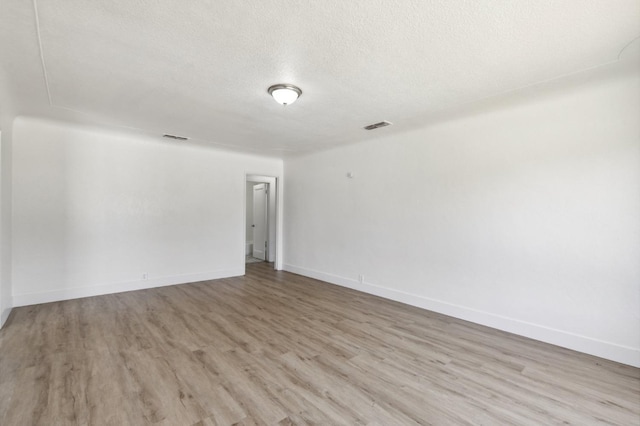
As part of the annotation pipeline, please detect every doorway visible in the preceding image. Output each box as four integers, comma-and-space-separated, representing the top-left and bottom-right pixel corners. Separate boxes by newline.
249, 183, 268, 262
245, 175, 278, 269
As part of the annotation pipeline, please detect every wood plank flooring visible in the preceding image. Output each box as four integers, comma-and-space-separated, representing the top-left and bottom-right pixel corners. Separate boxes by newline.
1, 262, 639, 425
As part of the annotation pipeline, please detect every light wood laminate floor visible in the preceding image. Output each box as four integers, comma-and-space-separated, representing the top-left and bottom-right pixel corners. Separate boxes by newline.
1, 263, 638, 425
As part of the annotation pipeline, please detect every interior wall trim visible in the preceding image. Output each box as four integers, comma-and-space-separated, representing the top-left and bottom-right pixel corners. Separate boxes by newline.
12, 268, 243, 308
283, 263, 640, 368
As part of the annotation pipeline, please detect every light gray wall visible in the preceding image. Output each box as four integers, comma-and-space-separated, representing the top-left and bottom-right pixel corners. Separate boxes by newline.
283, 61, 640, 367
11, 117, 283, 306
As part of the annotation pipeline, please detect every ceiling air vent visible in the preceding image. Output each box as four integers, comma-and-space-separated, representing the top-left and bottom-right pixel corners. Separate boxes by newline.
363, 121, 392, 130
163, 134, 189, 141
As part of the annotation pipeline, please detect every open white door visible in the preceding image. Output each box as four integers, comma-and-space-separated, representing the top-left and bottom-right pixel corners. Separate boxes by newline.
252, 183, 267, 260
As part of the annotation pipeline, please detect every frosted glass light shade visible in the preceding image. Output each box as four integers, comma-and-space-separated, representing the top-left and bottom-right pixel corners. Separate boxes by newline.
268, 84, 302, 105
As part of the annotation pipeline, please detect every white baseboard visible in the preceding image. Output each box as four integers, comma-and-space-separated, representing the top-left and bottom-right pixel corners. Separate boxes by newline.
283, 264, 640, 368
0, 307, 12, 328
12, 268, 244, 308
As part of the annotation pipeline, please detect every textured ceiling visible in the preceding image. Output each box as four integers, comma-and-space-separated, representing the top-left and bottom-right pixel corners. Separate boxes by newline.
1, 0, 639, 155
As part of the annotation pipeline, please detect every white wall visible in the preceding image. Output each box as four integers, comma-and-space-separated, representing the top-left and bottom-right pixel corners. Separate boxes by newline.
0, 129, 3, 324
284, 62, 640, 367
12, 117, 282, 306
0, 126, 12, 327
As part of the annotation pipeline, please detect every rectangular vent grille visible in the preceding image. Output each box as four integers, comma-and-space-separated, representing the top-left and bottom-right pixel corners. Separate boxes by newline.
163, 134, 189, 141
363, 121, 392, 130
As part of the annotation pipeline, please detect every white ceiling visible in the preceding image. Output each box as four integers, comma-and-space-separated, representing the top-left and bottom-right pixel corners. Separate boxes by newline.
1, 0, 639, 155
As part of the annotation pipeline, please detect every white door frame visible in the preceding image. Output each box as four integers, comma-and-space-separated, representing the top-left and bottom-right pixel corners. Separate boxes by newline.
245, 174, 281, 271
251, 183, 268, 260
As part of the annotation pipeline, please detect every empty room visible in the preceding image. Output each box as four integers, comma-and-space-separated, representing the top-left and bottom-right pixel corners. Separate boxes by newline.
1, 1, 639, 425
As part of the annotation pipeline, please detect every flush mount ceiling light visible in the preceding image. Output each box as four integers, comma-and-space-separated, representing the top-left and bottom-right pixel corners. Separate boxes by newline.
268, 84, 302, 105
